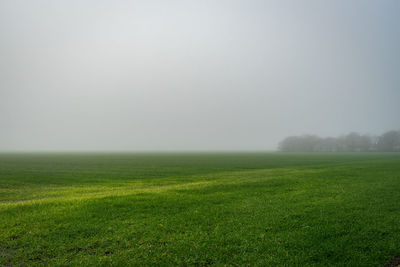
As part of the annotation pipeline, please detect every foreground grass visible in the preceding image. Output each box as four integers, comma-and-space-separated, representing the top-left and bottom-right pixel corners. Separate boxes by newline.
0, 153, 400, 266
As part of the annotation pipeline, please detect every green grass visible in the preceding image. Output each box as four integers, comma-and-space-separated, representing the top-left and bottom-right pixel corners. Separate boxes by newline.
1, 152, 400, 266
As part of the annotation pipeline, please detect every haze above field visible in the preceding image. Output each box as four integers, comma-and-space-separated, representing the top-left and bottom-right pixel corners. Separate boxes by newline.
0, 0, 399, 151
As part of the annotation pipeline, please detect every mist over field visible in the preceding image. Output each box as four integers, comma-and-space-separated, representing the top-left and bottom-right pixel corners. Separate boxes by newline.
2, 2, 400, 266
1, 0, 399, 151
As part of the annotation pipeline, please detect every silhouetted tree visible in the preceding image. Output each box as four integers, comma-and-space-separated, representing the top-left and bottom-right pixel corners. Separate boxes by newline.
377, 130, 400, 152
344, 132, 361, 152
278, 130, 398, 152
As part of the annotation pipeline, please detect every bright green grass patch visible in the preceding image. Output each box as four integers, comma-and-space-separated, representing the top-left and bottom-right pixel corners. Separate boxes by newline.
1, 152, 400, 266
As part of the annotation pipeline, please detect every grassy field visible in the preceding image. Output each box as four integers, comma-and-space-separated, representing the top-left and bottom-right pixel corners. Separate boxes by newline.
1, 152, 400, 266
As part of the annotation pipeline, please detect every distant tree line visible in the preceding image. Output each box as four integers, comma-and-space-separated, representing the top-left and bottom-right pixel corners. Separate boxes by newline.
278, 130, 400, 152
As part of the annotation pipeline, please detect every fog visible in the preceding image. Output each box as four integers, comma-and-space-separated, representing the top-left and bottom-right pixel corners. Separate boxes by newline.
1, 0, 399, 151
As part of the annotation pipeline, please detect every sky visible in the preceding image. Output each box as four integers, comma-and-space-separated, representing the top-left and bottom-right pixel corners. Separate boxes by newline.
0, 0, 399, 151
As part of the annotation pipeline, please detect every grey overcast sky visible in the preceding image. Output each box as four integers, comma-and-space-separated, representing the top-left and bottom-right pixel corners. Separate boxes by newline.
0, 0, 399, 151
